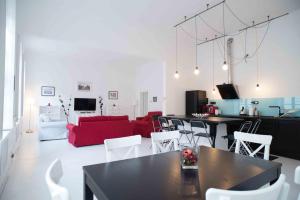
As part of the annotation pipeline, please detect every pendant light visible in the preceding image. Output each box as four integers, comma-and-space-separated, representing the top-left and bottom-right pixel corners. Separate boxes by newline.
194, 17, 200, 75
255, 26, 260, 91
221, 3, 228, 71
212, 39, 216, 94
174, 27, 180, 79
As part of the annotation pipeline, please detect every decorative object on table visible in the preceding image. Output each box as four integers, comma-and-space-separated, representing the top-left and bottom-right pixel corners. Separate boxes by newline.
180, 145, 199, 170
58, 95, 72, 123
77, 81, 91, 92
98, 96, 104, 116
153, 97, 157, 102
26, 98, 35, 133
108, 91, 118, 100
192, 113, 209, 118
41, 86, 55, 96
249, 101, 259, 116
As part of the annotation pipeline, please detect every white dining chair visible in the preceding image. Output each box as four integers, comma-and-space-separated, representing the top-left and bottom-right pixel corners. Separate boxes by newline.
234, 131, 272, 160
151, 130, 180, 154
45, 159, 70, 200
295, 166, 300, 200
104, 135, 142, 162
206, 174, 290, 200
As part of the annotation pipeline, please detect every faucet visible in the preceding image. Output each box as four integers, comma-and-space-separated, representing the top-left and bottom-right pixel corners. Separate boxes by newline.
269, 106, 284, 116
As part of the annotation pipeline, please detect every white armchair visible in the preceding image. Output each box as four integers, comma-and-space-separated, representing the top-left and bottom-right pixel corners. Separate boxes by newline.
39, 106, 67, 141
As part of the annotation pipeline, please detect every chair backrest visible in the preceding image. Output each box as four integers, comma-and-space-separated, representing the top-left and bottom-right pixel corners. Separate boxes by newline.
104, 135, 142, 162
152, 115, 161, 131
206, 174, 290, 200
190, 120, 207, 129
239, 121, 253, 133
171, 119, 184, 130
251, 119, 262, 134
45, 159, 70, 200
151, 131, 180, 154
234, 131, 272, 160
158, 117, 169, 129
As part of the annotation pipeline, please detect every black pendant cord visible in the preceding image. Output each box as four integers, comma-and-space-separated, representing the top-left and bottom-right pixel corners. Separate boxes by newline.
212, 39, 215, 91
195, 17, 198, 69
175, 27, 178, 72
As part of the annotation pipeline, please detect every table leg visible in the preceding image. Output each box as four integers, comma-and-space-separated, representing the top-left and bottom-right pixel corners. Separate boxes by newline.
210, 124, 217, 148
84, 175, 93, 200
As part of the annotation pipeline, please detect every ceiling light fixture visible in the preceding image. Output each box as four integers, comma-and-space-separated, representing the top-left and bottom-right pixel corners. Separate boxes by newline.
174, 27, 180, 79
194, 17, 200, 75
222, 3, 228, 71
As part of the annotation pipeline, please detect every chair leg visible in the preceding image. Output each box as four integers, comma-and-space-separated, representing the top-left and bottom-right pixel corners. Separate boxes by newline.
229, 140, 236, 152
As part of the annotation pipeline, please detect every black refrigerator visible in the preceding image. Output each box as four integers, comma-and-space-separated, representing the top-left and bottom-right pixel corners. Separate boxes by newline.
185, 90, 208, 116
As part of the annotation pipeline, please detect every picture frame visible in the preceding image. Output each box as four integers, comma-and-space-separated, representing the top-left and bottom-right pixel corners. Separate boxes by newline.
153, 96, 157, 102
77, 81, 91, 92
108, 91, 118, 100
41, 86, 55, 96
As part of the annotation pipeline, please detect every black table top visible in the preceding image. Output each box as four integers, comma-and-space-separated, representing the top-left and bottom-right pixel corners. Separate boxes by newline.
83, 146, 281, 200
164, 115, 243, 125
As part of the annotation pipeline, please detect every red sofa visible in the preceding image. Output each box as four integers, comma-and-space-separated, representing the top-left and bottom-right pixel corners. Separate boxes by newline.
67, 115, 134, 147
132, 111, 162, 138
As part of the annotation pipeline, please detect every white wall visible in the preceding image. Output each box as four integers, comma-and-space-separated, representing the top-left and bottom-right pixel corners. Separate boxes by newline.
0, 0, 6, 132
193, 9, 300, 100
24, 49, 164, 129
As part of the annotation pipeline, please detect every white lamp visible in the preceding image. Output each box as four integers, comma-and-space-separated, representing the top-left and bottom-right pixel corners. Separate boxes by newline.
194, 66, 200, 75
174, 71, 180, 79
26, 97, 35, 133
222, 61, 228, 71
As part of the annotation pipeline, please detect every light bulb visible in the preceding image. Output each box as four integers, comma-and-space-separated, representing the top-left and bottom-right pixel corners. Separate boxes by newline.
256, 83, 260, 91
212, 88, 216, 94
194, 66, 200, 75
174, 71, 180, 79
222, 61, 228, 71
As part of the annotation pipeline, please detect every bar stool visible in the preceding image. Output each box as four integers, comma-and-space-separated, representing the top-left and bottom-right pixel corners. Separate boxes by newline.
190, 120, 212, 146
171, 119, 194, 144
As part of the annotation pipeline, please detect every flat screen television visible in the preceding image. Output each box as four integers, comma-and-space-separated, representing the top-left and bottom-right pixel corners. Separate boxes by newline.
74, 98, 96, 111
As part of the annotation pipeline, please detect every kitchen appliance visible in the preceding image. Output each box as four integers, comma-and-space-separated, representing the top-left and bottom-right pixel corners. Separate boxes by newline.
185, 90, 208, 116
204, 102, 218, 115
216, 84, 239, 99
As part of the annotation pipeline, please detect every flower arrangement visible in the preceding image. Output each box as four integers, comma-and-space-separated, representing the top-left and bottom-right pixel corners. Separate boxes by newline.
58, 95, 72, 123
181, 146, 199, 169
98, 96, 104, 116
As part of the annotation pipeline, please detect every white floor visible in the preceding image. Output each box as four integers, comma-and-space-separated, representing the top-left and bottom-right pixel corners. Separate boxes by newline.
1, 129, 300, 200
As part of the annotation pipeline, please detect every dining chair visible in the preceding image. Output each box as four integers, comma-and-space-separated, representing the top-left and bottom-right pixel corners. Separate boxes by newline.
223, 121, 252, 152
250, 119, 262, 134
234, 131, 272, 160
206, 174, 290, 200
104, 135, 142, 162
151, 131, 180, 154
190, 120, 212, 147
170, 119, 194, 144
45, 159, 70, 200
295, 166, 300, 200
152, 115, 161, 132
158, 117, 175, 131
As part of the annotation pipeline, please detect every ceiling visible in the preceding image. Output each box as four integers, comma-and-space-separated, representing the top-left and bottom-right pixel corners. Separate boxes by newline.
17, 0, 300, 60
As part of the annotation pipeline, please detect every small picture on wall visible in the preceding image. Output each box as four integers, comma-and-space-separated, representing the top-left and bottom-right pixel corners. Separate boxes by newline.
41, 86, 55, 96
153, 96, 157, 102
108, 91, 118, 100
77, 82, 91, 92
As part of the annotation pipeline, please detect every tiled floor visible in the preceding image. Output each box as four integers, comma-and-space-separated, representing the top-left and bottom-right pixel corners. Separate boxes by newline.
1, 129, 299, 200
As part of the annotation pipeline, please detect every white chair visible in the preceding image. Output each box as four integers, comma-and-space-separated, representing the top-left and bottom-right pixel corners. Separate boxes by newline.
234, 131, 272, 160
45, 159, 70, 200
151, 130, 180, 154
206, 174, 290, 200
104, 135, 142, 162
295, 166, 300, 200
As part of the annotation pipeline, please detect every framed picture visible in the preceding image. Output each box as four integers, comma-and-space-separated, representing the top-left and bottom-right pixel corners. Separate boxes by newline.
77, 82, 91, 92
108, 91, 118, 100
41, 86, 55, 96
153, 96, 157, 102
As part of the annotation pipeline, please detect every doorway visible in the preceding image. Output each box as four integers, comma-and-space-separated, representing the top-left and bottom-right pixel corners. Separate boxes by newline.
140, 91, 148, 116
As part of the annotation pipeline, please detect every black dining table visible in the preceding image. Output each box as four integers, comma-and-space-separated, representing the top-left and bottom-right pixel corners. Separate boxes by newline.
83, 146, 281, 200
164, 115, 243, 147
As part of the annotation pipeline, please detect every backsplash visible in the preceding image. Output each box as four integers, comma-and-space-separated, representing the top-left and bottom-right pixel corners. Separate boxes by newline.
211, 97, 300, 117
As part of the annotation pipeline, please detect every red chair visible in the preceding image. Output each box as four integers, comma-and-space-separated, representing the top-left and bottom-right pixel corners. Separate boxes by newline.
132, 111, 162, 138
